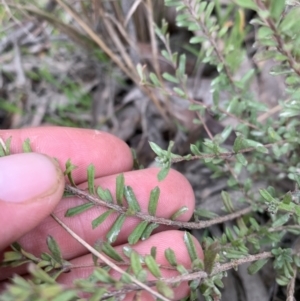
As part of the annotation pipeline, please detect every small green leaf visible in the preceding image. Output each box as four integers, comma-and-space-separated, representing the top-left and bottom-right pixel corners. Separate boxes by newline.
234, 0, 257, 10
2, 251, 23, 263
236, 153, 248, 166
87, 164, 95, 194
204, 242, 220, 274
46, 236, 63, 265
22, 138, 32, 153
101, 242, 124, 262
272, 213, 291, 228
145, 255, 161, 278
189, 36, 206, 44
97, 187, 113, 203
194, 208, 219, 219
259, 189, 275, 202
178, 54, 186, 76
190, 144, 201, 155
151, 246, 157, 259
136, 63, 145, 81
162, 72, 179, 84
116, 174, 125, 206
106, 214, 126, 243
28, 263, 56, 284
94, 268, 116, 283
124, 186, 141, 212
64, 159, 77, 187
158, 165, 170, 181
149, 141, 164, 156
130, 251, 143, 276
233, 135, 247, 152
248, 258, 269, 275
128, 221, 149, 245
149, 72, 161, 87
65, 203, 94, 217
171, 206, 188, 220
156, 280, 174, 298
221, 191, 235, 213
268, 127, 281, 142
184, 232, 198, 262
92, 209, 114, 229
0, 137, 11, 156
165, 248, 177, 267
141, 223, 159, 240
173, 87, 186, 97
148, 187, 160, 216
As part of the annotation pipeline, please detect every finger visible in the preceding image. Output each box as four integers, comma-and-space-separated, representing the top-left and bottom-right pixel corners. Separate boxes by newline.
0, 168, 195, 280
0, 153, 65, 250
0, 127, 133, 184
58, 231, 203, 301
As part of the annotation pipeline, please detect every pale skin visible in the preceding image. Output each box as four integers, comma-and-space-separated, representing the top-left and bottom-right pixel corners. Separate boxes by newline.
0, 127, 203, 300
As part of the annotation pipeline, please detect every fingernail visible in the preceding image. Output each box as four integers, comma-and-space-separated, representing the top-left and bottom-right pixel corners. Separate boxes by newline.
0, 153, 60, 203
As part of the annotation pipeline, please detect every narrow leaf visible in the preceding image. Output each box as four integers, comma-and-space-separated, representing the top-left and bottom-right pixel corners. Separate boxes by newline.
149, 141, 164, 156
46, 236, 63, 265
204, 242, 220, 274
145, 255, 161, 278
171, 206, 188, 220
130, 251, 143, 276
184, 232, 198, 262
22, 138, 32, 153
116, 174, 125, 205
5, 137, 11, 155
165, 248, 177, 267
124, 186, 141, 212
128, 221, 149, 245
158, 165, 170, 181
141, 223, 159, 240
94, 268, 116, 283
236, 153, 248, 166
221, 191, 235, 213
151, 246, 157, 259
247, 258, 269, 275
106, 214, 126, 243
65, 203, 94, 217
87, 164, 95, 194
272, 213, 291, 228
156, 280, 174, 299
64, 159, 77, 187
148, 187, 160, 216
259, 189, 275, 202
92, 209, 114, 229
0, 137, 11, 156
97, 187, 113, 203
28, 263, 56, 284
162, 72, 179, 84
190, 144, 201, 155
101, 242, 124, 262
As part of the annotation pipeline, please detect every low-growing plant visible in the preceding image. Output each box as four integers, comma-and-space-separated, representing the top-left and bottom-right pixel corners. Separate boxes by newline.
2, 0, 300, 300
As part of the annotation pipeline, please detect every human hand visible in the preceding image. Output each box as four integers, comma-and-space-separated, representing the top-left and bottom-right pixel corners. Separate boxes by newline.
0, 127, 203, 300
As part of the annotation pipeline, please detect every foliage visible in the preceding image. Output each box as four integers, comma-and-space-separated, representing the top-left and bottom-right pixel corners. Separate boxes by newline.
2, 0, 300, 300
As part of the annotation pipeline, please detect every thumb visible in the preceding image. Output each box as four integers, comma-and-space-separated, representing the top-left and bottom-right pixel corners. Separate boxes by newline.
0, 153, 65, 250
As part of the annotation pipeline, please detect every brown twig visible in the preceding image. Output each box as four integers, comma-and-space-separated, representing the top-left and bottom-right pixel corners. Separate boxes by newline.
286, 266, 297, 301
65, 184, 254, 230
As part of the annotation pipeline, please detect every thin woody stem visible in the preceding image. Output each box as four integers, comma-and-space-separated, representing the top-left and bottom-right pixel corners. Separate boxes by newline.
65, 184, 254, 229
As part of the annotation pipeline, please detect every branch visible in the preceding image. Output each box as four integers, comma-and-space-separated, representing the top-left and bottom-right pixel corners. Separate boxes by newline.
65, 184, 254, 229
170, 140, 287, 164
255, 0, 300, 77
